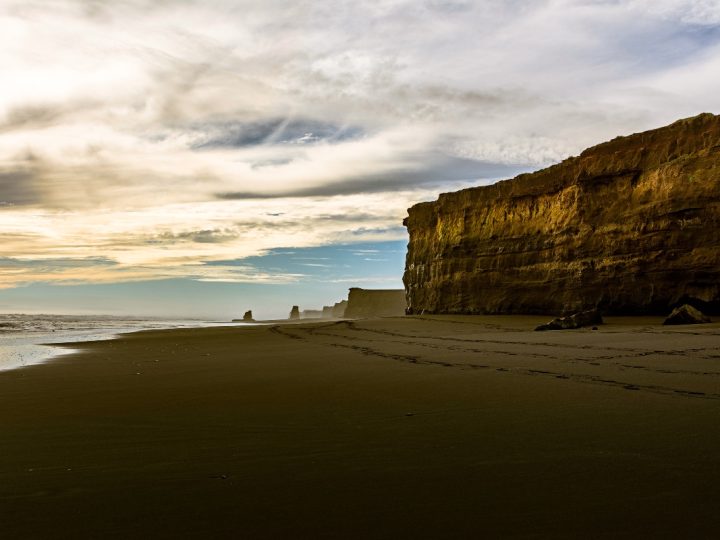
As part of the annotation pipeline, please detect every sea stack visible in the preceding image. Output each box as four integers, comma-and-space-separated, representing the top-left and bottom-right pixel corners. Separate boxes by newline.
289, 306, 300, 320
242, 310, 254, 322
403, 113, 720, 315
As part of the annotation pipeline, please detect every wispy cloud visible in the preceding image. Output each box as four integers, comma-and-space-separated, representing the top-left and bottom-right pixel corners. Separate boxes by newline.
0, 0, 718, 289
0, 192, 416, 288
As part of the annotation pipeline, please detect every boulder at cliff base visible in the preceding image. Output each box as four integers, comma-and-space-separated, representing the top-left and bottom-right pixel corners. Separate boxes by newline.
663, 304, 711, 325
535, 309, 603, 331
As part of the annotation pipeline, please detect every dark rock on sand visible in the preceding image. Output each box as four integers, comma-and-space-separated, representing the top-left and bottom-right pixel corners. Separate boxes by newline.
289, 306, 300, 320
535, 309, 603, 331
403, 113, 720, 315
663, 304, 711, 325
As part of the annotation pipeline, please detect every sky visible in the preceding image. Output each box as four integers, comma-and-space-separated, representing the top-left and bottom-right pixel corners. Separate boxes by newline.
1, 0, 719, 319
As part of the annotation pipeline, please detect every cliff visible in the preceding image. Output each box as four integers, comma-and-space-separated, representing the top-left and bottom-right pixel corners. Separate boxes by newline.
320, 300, 348, 318
403, 113, 720, 315
344, 288, 406, 318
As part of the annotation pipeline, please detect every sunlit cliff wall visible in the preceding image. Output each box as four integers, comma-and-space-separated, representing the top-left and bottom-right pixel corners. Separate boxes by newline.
403, 113, 720, 315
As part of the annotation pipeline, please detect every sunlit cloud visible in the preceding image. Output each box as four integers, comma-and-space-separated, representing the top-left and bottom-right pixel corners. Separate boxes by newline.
0, 0, 718, 294
0, 191, 419, 288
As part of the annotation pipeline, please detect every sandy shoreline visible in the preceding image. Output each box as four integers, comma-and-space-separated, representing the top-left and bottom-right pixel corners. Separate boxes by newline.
2, 315, 720, 538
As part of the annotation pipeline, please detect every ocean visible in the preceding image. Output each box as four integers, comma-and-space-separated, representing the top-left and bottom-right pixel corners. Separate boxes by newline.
0, 314, 240, 372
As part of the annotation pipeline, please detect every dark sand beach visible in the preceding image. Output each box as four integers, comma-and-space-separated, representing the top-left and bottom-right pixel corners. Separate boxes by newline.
2, 316, 720, 539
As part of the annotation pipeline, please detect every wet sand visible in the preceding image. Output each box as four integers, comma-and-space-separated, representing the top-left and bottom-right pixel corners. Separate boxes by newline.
2, 315, 720, 539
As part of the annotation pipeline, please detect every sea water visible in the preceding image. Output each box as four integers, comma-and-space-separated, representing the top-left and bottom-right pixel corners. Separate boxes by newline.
0, 314, 239, 372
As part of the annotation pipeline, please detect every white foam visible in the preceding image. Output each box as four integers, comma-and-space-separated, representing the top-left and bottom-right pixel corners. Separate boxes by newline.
0, 315, 242, 372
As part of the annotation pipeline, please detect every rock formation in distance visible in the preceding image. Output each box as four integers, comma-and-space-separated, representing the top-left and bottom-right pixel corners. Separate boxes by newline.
344, 288, 406, 318
403, 113, 720, 315
321, 300, 348, 318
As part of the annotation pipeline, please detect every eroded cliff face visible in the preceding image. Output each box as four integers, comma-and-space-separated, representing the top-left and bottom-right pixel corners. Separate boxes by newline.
403, 113, 720, 315
344, 288, 406, 318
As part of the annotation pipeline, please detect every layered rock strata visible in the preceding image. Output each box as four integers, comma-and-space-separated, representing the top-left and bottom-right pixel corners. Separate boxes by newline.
344, 288, 406, 318
403, 113, 720, 315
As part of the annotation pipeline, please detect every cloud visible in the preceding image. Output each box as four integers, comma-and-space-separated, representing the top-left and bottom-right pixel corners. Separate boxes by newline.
216, 153, 526, 198
0, 256, 118, 269
0, 0, 718, 289
190, 118, 365, 149
0, 170, 40, 206
149, 229, 240, 245
203, 240, 407, 285
0, 190, 420, 288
